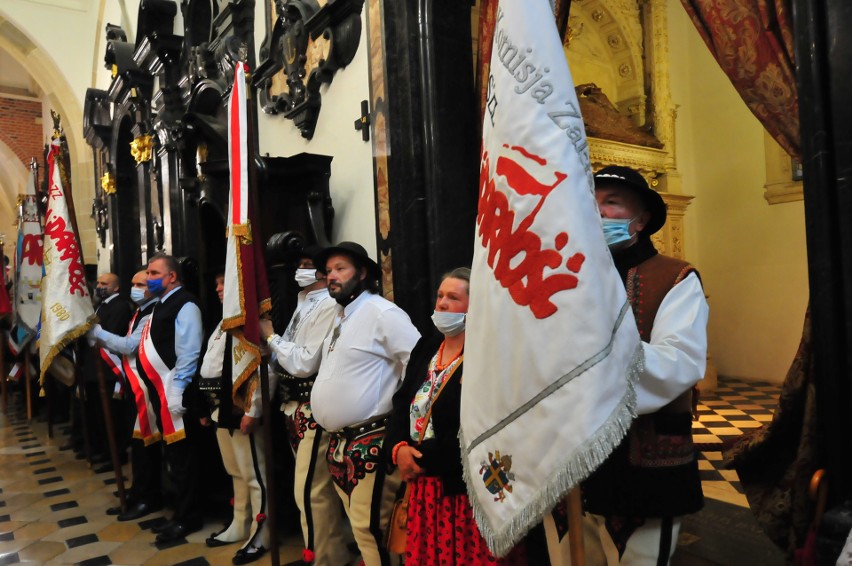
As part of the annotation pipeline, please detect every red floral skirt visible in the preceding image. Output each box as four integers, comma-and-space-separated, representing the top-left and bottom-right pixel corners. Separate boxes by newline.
405, 475, 525, 565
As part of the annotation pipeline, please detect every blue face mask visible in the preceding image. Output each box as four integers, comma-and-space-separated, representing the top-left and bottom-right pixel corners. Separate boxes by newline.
602, 217, 637, 249
146, 277, 166, 296
130, 287, 146, 304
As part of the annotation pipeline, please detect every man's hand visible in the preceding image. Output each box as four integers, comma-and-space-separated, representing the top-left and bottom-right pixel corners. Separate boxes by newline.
396, 445, 424, 483
240, 415, 257, 435
259, 319, 274, 340
86, 323, 102, 347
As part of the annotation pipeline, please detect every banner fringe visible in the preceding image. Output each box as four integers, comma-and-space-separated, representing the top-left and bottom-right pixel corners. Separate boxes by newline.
38, 313, 98, 387
461, 342, 643, 558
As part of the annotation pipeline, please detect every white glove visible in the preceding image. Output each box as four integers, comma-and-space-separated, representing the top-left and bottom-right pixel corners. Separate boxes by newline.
166, 384, 186, 415
86, 324, 102, 347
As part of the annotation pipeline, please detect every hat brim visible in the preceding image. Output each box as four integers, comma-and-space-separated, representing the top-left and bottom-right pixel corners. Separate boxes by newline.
315, 246, 382, 281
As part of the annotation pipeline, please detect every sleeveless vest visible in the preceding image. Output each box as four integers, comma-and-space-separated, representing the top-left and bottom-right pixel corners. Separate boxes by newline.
148, 288, 197, 370
138, 288, 198, 444
584, 254, 704, 517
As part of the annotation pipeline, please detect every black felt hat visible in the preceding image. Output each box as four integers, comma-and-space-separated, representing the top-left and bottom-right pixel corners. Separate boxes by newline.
594, 165, 667, 236
283, 244, 324, 265
315, 242, 381, 281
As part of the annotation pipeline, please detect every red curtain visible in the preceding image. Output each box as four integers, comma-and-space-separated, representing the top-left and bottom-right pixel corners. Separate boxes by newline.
680, 0, 800, 158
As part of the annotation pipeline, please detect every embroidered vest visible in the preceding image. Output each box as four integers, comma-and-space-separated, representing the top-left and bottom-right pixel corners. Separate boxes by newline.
584, 254, 704, 518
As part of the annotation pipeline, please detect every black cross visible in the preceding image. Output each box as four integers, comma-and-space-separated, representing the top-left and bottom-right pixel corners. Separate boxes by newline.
354, 99, 370, 142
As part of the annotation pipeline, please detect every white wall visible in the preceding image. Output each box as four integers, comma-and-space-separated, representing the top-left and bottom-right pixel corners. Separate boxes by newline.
254, 3, 377, 256
667, 2, 809, 383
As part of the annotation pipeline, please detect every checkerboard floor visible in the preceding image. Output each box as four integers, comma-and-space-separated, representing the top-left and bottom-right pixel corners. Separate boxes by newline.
694, 377, 781, 508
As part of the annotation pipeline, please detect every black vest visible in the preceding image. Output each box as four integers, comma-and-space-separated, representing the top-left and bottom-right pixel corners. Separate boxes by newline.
149, 287, 198, 370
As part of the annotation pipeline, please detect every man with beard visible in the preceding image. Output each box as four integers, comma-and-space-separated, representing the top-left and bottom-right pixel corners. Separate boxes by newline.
310, 242, 421, 566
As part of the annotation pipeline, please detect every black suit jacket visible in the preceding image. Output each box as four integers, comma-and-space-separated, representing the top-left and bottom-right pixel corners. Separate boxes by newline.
80, 294, 135, 383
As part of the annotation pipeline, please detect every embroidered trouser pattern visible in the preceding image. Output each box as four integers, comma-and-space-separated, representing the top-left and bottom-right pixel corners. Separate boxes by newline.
326, 430, 400, 566
285, 401, 352, 566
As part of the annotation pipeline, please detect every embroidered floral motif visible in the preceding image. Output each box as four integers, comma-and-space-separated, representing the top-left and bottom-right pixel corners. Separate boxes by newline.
326, 430, 384, 495
287, 402, 318, 452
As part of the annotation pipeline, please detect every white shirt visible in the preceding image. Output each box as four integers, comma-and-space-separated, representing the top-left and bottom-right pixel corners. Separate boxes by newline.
637, 272, 709, 415
311, 291, 421, 431
200, 320, 275, 419
270, 288, 337, 377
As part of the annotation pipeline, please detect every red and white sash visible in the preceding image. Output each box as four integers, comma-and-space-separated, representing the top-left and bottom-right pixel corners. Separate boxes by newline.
138, 319, 185, 444
121, 312, 161, 444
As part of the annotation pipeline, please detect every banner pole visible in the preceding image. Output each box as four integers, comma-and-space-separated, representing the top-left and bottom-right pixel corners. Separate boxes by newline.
46, 375, 53, 439
567, 488, 586, 566
95, 357, 127, 512
24, 351, 32, 422
1, 331, 6, 411
244, 62, 280, 566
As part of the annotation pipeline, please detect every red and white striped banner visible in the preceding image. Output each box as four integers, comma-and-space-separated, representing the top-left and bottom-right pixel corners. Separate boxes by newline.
222, 61, 271, 412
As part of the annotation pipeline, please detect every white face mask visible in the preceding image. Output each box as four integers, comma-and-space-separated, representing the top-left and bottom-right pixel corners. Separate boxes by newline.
130, 287, 146, 304
431, 311, 466, 337
294, 268, 318, 288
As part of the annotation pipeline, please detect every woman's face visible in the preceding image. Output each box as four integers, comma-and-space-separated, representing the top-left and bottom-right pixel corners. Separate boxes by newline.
435, 277, 469, 314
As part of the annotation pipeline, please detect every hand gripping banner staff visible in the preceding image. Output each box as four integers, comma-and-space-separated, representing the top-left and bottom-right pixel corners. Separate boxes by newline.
39, 115, 128, 508
460, 0, 643, 560
223, 59, 278, 566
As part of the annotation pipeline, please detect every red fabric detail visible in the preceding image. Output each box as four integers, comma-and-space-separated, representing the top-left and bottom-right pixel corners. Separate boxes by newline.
477, 148, 583, 319
680, 0, 799, 158
256, 513, 266, 523
302, 549, 315, 563
405, 476, 525, 565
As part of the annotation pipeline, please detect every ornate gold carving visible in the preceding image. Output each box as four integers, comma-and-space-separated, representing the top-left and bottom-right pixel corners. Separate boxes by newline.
305, 35, 332, 85
101, 172, 116, 195
129, 134, 153, 164
618, 63, 631, 77
607, 34, 622, 49
591, 9, 604, 22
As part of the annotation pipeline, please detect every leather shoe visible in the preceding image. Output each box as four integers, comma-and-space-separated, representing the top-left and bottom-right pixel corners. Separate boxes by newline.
206, 535, 234, 548
232, 546, 267, 565
118, 501, 161, 521
151, 519, 175, 534
155, 520, 202, 543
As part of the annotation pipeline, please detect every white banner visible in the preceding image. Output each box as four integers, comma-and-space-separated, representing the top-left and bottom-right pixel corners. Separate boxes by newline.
15, 167, 44, 334
460, 0, 642, 556
39, 138, 96, 386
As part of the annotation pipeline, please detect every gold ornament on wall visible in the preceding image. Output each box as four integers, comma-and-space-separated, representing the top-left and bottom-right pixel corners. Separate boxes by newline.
130, 134, 154, 164
101, 172, 116, 195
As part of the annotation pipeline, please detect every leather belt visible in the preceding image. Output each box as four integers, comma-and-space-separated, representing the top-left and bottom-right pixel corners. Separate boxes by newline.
329, 413, 391, 442
280, 373, 316, 403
